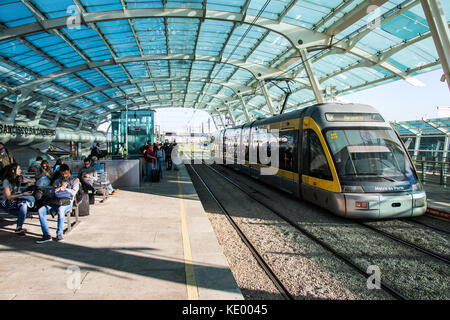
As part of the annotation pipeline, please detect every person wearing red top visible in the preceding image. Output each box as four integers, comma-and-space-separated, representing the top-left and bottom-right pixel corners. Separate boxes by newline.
145, 145, 156, 182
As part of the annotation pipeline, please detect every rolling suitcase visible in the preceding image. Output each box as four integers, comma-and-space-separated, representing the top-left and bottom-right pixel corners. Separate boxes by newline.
78, 193, 90, 216
89, 192, 95, 205
151, 168, 160, 182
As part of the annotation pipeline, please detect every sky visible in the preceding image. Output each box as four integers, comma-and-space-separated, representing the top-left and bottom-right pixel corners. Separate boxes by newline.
343, 69, 450, 122
154, 68, 450, 133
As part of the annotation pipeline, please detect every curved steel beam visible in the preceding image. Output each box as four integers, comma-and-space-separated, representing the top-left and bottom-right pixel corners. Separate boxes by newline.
0, 8, 329, 50
57, 77, 255, 105
72, 91, 231, 117
13, 54, 310, 91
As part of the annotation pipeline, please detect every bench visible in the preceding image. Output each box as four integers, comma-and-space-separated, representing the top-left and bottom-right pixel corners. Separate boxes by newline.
91, 163, 110, 203
0, 183, 80, 234
92, 171, 109, 203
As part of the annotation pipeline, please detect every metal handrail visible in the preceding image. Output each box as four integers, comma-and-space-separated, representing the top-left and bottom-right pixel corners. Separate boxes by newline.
413, 159, 449, 187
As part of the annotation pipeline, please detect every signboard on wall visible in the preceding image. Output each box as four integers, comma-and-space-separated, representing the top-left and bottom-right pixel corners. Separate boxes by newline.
0, 124, 56, 137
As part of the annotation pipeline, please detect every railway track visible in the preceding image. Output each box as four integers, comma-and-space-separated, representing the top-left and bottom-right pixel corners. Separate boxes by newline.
214, 163, 450, 264
358, 221, 450, 264
186, 164, 293, 300
407, 217, 450, 236
190, 163, 409, 300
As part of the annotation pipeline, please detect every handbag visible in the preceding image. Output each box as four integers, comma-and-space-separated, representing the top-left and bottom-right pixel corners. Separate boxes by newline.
36, 189, 72, 207
55, 190, 73, 199
36, 176, 51, 187
1, 196, 35, 210
1, 198, 19, 209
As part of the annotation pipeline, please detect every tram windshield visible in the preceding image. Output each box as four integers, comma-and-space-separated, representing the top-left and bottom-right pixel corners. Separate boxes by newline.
325, 128, 418, 184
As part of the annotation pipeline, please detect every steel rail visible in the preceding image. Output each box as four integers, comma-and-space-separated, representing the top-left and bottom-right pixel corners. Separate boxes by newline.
202, 163, 409, 300
186, 163, 294, 300
407, 218, 450, 235
358, 222, 450, 264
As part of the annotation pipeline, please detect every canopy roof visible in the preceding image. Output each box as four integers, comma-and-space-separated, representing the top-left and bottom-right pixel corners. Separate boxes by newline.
0, 0, 448, 131
393, 117, 450, 135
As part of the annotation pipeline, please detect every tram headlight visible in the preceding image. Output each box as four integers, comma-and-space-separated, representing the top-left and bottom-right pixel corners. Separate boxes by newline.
414, 197, 426, 207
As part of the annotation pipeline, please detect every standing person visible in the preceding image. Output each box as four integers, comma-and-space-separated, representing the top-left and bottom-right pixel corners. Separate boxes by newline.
163, 142, 173, 170
140, 140, 150, 155
36, 164, 79, 243
1, 164, 34, 235
144, 145, 156, 182
0, 142, 14, 172
155, 144, 166, 179
90, 143, 101, 159
117, 143, 125, 158
172, 142, 180, 171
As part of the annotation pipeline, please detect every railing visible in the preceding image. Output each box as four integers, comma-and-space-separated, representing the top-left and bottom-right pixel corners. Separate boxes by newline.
414, 160, 450, 187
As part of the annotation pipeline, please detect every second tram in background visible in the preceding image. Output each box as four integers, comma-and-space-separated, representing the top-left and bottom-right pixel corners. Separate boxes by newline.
212, 103, 426, 219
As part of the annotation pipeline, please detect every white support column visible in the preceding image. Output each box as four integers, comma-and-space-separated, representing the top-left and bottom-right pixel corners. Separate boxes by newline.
6, 87, 35, 124
77, 116, 86, 130
443, 134, 449, 162
421, 0, 450, 90
51, 108, 65, 128
215, 110, 225, 128
210, 115, 219, 131
300, 49, 325, 104
238, 94, 251, 122
414, 134, 422, 160
31, 99, 48, 126
259, 80, 275, 115
225, 103, 236, 126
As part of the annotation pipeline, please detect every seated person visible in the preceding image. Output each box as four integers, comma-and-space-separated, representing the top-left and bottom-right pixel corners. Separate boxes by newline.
53, 159, 63, 173
36, 164, 80, 243
1, 163, 34, 235
90, 156, 118, 195
79, 157, 97, 193
28, 156, 43, 173
50, 159, 64, 185
35, 160, 53, 183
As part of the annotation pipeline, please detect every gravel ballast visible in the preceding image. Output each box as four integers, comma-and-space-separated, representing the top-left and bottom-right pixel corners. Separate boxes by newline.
189, 164, 449, 300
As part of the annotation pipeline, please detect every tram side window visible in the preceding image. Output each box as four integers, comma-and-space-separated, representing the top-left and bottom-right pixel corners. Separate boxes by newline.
243, 129, 250, 162
303, 129, 332, 180
279, 131, 298, 173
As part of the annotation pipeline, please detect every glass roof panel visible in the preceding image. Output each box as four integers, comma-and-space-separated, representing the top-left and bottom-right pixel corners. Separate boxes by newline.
0, 1, 35, 27
0, 0, 448, 126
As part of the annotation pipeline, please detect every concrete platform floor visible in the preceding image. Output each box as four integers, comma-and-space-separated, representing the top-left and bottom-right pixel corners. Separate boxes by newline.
0, 164, 243, 300
424, 184, 450, 214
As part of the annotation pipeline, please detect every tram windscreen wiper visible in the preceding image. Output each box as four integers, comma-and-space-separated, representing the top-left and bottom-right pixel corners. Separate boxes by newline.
342, 173, 397, 182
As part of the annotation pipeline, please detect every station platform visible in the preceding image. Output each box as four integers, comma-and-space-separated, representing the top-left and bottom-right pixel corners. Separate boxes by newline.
0, 164, 243, 300
423, 184, 450, 219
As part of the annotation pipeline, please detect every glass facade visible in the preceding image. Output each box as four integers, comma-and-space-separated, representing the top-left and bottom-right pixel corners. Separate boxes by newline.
111, 110, 155, 156
393, 117, 450, 162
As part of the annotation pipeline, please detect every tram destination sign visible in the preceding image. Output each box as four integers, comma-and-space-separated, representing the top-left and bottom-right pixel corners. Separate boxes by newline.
0, 123, 56, 137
